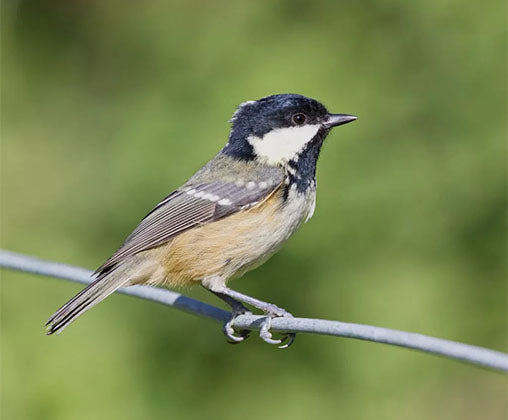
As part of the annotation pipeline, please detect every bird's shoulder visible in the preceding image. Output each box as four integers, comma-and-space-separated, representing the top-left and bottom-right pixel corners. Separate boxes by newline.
186, 154, 285, 186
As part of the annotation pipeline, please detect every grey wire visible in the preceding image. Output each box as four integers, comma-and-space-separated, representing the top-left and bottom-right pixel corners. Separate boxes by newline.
0, 249, 506, 372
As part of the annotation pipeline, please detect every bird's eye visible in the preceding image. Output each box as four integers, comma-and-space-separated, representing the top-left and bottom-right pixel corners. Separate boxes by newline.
292, 113, 306, 125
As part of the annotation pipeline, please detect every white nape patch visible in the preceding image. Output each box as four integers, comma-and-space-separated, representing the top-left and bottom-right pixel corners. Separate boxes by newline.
248, 125, 321, 165
230, 100, 257, 122
240, 100, 256, 107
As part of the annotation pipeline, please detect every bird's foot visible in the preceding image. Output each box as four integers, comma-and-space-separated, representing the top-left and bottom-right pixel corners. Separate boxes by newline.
259, 305, 296, 349
223, 305, 252, 344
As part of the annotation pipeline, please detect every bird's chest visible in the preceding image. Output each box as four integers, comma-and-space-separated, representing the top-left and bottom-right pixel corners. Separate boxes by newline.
278, 183, 316, 233
228, 183, 316, 256
223, 184, 316, 277
163, 183, 316, 283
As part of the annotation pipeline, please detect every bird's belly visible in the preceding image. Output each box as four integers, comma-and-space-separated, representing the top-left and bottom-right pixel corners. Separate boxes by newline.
156, 186, 314, 286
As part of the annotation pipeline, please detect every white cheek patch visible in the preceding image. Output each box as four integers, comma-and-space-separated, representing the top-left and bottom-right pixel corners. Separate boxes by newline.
248, 125, 321, 165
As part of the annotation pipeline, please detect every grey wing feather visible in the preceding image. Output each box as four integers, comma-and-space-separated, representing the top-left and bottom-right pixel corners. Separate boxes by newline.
95, 173, 283, 276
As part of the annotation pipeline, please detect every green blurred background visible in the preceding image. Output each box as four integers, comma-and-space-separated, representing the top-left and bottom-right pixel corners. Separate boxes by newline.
1, 1, 506, 419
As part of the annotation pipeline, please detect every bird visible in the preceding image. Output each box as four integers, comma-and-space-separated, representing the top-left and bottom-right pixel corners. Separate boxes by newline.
45, 93, 357, 348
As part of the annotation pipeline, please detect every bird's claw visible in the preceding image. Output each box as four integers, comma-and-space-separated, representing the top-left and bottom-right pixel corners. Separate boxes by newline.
259, 316, 282, 345
223, 308, 252, 344
223, 319, 250, 344
278, 332, 296, 349
259, 309, 296, 349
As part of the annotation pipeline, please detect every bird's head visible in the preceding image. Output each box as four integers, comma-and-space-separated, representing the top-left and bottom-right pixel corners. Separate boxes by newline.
222, 93, 356, 166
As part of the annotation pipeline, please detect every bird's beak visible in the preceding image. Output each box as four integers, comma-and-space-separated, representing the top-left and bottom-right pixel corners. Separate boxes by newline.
323, 114, 357, 128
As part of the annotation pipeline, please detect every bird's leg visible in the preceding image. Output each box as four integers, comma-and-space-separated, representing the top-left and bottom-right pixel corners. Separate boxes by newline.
210, 291, 251, 344
203, 280, 295, 348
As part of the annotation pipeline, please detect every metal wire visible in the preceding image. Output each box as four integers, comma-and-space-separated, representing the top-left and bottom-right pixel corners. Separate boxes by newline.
1, 249, 506, 372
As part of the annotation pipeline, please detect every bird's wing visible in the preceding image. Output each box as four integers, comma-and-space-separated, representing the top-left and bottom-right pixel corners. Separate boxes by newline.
95, 175, 284, 277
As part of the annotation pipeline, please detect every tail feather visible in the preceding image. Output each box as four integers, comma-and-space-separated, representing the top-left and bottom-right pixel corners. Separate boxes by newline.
46, 270, 131, 335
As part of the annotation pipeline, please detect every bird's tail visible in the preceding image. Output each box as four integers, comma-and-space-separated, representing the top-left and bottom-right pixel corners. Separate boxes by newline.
45, 256, 156, 335
45, 272, 129, 335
